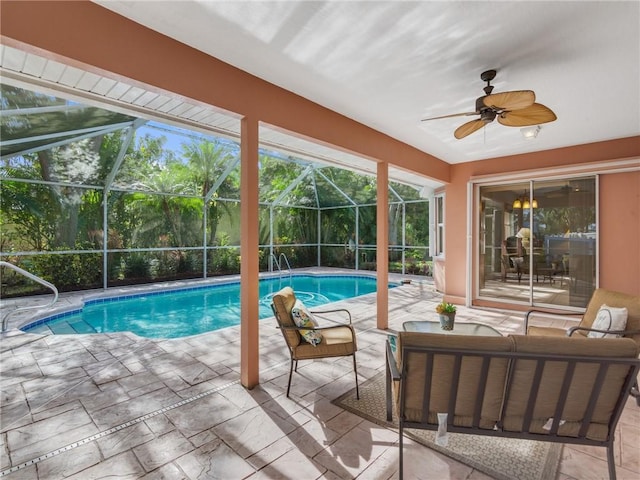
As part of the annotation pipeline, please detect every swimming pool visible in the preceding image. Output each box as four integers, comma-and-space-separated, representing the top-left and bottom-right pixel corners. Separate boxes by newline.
22, 274, 397, 339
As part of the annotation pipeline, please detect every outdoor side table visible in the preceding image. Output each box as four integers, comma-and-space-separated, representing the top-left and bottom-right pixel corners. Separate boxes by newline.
403, 320, 502, 337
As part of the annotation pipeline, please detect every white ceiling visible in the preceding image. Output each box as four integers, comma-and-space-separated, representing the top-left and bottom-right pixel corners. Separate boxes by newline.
95, 1, 640, 165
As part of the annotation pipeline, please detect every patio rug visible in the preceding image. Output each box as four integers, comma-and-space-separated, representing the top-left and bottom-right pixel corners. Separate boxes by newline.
332, 373, 563, 480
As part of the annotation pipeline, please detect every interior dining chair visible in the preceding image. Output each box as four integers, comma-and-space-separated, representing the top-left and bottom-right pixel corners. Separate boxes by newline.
501, 252, 521, 283
271, 286, 359, 399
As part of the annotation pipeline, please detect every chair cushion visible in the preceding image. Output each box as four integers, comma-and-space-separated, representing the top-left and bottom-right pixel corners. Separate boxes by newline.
291, 299, 322, 346
395, 332, 513, 429
292, 325, 356, 359
504, 335, 639, 441
272, 287, 301, 347
587, 304, 628, 338
527, 326, 569, 337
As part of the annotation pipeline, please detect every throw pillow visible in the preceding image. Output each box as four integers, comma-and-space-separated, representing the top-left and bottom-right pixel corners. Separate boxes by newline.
291, 299, 322, 346
588, 304, 628, 338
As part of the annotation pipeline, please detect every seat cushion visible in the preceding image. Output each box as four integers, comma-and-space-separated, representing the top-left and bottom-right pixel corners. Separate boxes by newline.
292, 325, 355, 359
527, 326, 572, 337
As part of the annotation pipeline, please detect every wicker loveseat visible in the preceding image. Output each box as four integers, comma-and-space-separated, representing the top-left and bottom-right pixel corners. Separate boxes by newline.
386, 332, 640, 480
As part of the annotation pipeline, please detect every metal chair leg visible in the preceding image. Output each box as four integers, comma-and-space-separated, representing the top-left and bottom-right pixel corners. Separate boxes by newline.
386, 356, 392, 421
398, 422, 404, 480
353, 353, 359, 400
631, 379, 640, 406
286, 358, 294, 397
607, 445, 617, 480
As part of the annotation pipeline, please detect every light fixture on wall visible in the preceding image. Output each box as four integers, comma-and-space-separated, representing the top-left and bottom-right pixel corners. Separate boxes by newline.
512, 190, 538, 209
520, 125, 541, 139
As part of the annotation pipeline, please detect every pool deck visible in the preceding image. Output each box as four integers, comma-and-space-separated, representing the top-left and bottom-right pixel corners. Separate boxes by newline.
1, 269, 638, 479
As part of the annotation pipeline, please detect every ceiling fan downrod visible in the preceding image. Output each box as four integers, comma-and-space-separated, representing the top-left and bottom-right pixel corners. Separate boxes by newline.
481, 69, 496, 96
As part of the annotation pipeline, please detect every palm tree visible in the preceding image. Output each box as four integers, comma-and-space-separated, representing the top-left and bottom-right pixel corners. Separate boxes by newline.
182, 140, 240, 244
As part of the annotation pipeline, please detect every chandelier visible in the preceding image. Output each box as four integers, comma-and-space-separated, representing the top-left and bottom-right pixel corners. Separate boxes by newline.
513, 190, 538, 209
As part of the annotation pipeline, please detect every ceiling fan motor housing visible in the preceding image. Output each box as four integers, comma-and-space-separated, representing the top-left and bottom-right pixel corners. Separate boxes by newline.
476, 97, 496, 123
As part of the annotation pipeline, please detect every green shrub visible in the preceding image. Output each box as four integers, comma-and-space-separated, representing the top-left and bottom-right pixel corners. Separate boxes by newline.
21, 249, 102, 292
124, 254, 150, 279
72, 252, 102, 287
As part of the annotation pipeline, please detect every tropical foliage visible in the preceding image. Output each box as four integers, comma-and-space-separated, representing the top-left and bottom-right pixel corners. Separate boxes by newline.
1, 85, 431, 297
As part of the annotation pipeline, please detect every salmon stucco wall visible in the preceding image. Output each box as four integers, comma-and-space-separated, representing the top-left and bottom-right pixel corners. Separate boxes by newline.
599, 171, 640, 295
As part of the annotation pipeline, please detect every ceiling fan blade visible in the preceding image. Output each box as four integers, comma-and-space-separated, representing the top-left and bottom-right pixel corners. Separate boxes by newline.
454, 119, 487, 139
421, 111, 478, 122
483, 90, 535, 111
498, 103, 557, 127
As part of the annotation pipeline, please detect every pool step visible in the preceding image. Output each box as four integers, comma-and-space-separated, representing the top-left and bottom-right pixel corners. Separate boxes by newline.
49, 322, 77, 334
68, 318, 98, 334
47, 318, 97, 335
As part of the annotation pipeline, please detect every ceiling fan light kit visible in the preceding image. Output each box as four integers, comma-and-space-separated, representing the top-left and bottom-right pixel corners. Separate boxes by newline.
422, 69, 557, 139
521, 125, 541, 139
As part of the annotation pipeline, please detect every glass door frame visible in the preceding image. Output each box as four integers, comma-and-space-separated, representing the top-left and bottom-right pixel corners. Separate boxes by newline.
470, 174, 599, 310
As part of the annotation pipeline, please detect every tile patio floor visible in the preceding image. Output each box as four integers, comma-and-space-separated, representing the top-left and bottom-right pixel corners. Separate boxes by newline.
1, 272, 638, 479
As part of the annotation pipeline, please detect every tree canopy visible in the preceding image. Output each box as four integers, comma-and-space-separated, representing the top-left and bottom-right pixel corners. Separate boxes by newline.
1, 84, 431, 295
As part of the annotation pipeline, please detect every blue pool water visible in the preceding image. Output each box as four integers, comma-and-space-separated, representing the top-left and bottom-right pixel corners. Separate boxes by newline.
22, 275, 396, 339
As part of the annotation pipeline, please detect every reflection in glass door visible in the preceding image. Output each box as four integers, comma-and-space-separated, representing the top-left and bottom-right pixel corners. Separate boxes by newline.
478, 177, 596, 308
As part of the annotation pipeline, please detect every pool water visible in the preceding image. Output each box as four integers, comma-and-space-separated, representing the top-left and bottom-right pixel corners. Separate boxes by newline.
23, 275, 396, 338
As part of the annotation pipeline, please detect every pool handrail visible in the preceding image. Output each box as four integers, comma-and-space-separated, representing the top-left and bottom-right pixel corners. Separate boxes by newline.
270, 253, 293, 283
279, 253, 292, 273
1, 261, 59, 332
269, 253, 279, 273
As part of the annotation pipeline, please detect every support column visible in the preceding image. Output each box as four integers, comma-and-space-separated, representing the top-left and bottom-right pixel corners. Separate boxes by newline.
240, 116, 260, 389
377, 162, 389, 329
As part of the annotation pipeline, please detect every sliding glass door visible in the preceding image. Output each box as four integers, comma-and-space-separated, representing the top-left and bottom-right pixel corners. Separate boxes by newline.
478, 177, 596, 308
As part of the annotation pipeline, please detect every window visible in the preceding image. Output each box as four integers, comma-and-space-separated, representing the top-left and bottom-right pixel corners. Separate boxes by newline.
430, 194, 445, 257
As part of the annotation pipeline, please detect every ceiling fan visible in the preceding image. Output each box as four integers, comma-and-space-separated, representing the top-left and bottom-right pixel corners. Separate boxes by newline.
546, 184, 574, 198
422, 69, 557, 139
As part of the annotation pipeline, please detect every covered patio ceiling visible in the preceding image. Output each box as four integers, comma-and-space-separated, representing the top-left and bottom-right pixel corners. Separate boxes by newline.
95, 1, 639, 164
0, 44, 441, 196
